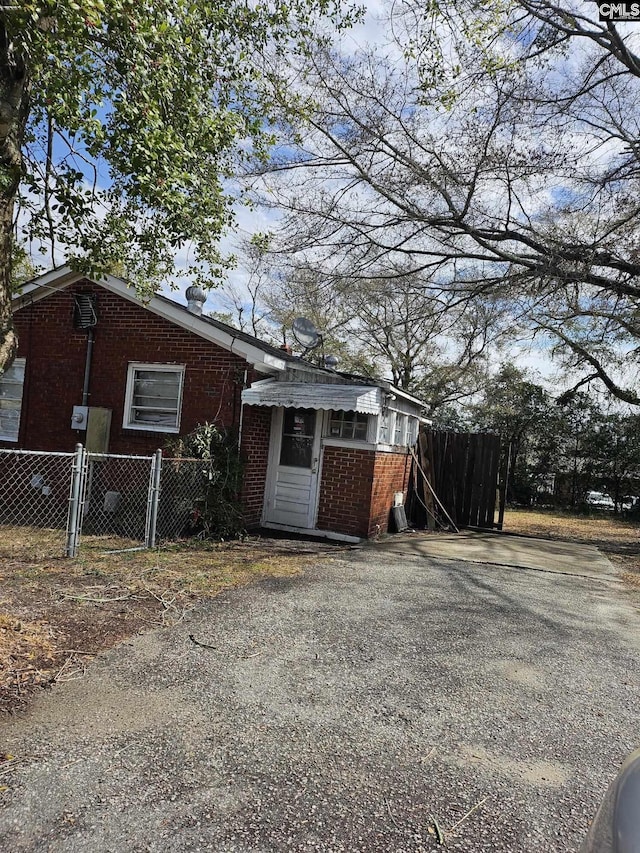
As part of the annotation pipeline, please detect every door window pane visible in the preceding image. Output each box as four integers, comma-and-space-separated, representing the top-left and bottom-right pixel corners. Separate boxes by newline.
280, 408, 315, 467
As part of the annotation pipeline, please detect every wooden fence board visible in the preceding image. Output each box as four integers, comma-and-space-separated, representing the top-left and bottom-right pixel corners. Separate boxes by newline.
407, 428, 504, 531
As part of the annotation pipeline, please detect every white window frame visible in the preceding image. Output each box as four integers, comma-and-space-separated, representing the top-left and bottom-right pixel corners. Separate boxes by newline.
394, 413, 407, 446
0, 357, 26, 442
378, 410, 391, 444
326, 409, 370, 441
123, 362, 185, 433
407, 416, 419, 446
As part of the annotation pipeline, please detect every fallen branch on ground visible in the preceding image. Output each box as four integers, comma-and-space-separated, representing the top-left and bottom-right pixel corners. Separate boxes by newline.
60, 592, 132, 603
447, 796, 489, 837
189, 634, 217, 650
429, 814, 445, 845
59, 649, 96, 656
383, 796, 401, 829
139, 580, 192, 625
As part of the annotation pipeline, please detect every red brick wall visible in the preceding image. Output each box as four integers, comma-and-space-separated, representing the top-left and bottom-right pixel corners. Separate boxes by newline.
369, 450, 412, 536
313, 446, 412, 539
316, 446, 375, 538
239, 405, 272, 526
6, 281, 250, 455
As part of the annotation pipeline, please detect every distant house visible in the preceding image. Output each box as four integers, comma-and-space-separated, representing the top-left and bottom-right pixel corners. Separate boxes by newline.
1, 267, 426, 541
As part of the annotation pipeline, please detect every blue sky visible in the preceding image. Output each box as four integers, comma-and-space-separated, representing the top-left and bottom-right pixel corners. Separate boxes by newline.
19, 0, 633, 396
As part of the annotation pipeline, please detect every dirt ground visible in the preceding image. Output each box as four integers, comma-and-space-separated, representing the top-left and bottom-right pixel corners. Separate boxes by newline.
0, 526, 336, 715
503, 508, 640, 586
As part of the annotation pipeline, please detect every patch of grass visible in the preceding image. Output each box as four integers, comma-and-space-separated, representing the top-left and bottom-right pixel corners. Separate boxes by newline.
0, 529, 304, 596
73, 538, 302, 597
504, 507, 639, 544
504, 508, 640, 579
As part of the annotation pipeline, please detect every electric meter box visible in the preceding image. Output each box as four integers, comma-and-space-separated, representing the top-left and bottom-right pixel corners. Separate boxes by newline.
86, 407, 112, 454
71, 405, 89, 430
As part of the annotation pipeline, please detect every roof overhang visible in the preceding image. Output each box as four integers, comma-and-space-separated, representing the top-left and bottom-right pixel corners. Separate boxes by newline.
375, 379, 427, 409
13, 267, 287, 374
242, 380, 384, 414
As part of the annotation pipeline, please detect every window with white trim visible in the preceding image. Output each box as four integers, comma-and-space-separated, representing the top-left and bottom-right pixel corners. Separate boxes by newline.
407, 417, 419, 446
379, 410, 391, 443
394, 413, 407, 445
327, 410, 369, 440
123, 363, 185, 432
0, 357, 25, 442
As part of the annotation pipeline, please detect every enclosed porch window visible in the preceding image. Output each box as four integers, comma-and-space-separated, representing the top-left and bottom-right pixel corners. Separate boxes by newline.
327, 410, 369, 441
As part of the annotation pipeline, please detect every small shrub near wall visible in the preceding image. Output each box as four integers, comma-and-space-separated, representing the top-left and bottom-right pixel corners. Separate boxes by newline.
165, 423, 244, 540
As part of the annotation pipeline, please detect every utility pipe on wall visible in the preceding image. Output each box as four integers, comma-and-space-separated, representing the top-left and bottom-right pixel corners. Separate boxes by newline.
237, 369, 248, 451
81, 328, 95, 407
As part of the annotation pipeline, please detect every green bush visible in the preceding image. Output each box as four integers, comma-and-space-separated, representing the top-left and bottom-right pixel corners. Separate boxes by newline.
165, 423, 245, 540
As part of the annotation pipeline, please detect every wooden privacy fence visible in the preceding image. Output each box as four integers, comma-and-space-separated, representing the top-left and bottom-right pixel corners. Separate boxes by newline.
407, 428, 507, 531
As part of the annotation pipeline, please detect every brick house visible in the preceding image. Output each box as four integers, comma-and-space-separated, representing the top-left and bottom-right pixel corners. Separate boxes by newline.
1, 267, 426, 541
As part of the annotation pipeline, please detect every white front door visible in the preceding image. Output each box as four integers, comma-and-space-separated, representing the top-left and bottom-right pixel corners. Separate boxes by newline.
263, 407, 322, 529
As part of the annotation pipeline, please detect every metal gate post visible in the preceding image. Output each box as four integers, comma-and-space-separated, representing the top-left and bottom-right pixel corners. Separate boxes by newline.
145, 449, 163, 548
65, 443, 87, 557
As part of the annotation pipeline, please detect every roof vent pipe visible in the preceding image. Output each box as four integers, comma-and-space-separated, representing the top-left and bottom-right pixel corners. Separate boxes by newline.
185, 285, 206, 316
324, 355, 339, 370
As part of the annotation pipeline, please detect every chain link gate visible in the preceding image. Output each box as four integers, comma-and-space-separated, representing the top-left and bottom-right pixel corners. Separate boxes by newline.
65, 445, 158, 556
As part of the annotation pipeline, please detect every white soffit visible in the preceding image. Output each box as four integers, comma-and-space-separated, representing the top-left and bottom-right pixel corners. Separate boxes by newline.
242, 381, 382, 414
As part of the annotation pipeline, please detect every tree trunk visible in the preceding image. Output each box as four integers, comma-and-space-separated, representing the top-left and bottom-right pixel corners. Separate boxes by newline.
0, 23, 30, 371
571, 435, 579, 507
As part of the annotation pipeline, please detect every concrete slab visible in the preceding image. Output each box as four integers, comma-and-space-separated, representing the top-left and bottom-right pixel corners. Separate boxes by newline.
373, 529, 616, 579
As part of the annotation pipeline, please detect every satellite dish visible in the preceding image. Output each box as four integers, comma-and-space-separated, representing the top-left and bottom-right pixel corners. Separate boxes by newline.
292, 317, 321, 350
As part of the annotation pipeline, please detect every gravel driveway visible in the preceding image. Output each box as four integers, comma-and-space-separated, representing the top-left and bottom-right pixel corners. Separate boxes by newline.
1, 546, 639, 852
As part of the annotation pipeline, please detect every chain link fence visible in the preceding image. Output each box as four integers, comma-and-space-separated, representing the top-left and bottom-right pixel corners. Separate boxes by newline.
0, 446, 216, 556
0, 449, 76, 552
155, 456, 215, 541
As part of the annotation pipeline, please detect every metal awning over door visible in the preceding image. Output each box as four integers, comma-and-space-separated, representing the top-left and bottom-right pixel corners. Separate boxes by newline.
241, 380, 383, 414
